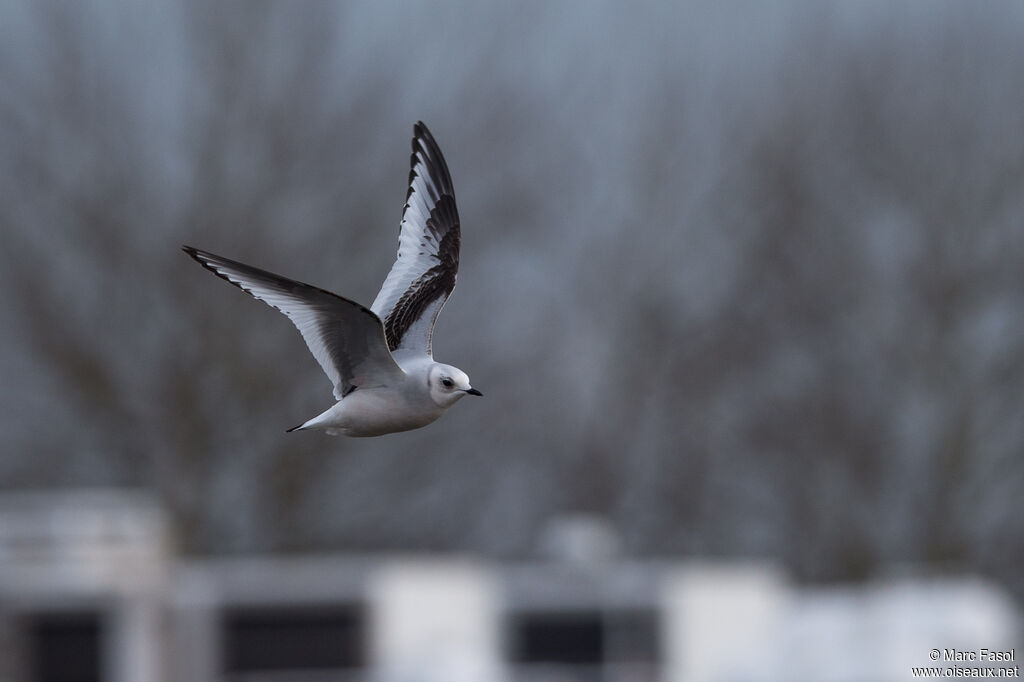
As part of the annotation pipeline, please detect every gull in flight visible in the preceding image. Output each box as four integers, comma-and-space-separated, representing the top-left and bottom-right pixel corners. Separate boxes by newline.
183, 122, 481, 436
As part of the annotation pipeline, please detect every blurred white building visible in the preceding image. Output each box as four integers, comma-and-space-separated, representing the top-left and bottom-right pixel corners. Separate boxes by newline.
0, 491, 1018, 682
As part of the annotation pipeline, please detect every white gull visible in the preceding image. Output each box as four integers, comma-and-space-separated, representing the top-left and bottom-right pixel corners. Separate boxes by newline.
183, 122, 481, 436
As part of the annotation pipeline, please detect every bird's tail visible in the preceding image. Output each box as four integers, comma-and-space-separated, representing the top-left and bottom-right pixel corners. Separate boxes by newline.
285, 416, 317, 433
284, 401, 339, 432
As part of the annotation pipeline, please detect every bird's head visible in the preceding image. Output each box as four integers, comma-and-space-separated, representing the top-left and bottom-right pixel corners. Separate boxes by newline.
428, 363, 482, 407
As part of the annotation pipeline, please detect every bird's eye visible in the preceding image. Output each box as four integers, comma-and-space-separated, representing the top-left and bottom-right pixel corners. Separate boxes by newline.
441, 377, 454, 388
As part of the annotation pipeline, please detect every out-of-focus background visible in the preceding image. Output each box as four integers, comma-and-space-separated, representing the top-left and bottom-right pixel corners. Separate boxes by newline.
1, 2, 1023, 681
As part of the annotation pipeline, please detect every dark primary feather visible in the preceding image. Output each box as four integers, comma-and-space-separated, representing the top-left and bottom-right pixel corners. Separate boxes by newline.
382, 195, 460, 352
406, 121, 455, 201
372, 122, 462, 355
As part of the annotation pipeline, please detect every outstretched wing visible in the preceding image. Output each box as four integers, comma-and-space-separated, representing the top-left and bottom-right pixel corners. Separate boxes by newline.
370, 121, 461, 358
184, 246, 404, 400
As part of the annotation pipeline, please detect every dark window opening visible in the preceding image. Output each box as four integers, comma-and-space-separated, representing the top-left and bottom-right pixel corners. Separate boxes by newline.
25, 611, 104, 682
509, 609, 660, 667
511, 611, 605, 665
223, 604, 365, 672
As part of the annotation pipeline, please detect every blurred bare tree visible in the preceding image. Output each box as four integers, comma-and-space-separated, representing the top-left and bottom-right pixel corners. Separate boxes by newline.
1, 1, 1023, 601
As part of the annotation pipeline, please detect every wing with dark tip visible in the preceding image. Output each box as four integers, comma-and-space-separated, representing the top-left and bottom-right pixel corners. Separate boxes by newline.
183, 246, 404, 400
370, 122, 461, 358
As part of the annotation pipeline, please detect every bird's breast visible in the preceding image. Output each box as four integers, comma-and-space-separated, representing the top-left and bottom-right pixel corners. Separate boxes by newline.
336, 387, 444, 437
